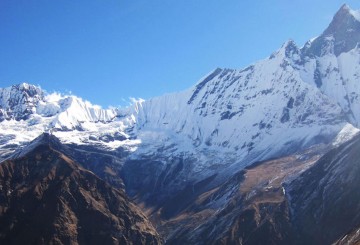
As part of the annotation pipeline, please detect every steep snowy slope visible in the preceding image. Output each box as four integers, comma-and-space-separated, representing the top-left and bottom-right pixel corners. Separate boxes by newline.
129, 41, 346, 167
300, 4, 360, 126
122, 4, 360, 174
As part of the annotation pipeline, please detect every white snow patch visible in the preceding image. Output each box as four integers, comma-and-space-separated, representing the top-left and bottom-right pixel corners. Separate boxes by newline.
332, 123, 359, 146
349, 8, 360, 22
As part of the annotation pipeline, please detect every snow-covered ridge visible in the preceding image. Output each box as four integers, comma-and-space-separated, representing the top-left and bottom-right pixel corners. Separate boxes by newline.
48, 96, 116, 130
0, 83, 116, 129
1, 4, 360, 174
123, 4, 360, 169
126, 39, 348, 167
0, 83, 129, 152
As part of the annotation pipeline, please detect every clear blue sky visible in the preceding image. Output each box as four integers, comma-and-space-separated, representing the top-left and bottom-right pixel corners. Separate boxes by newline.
1, 1, 360, 107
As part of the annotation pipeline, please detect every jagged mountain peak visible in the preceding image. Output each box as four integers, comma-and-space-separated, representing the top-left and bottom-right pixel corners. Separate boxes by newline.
270, 39, 301, 61
281, 39, 297, 48
0, 83, 44, 121
5, 83, 44, 101
325, 4, 360, 33
337, 4, 360, 20
303, 4, 360, 57
0, 82, 117, 132
340, 3, 351, 11
9, 82, 41, 91
1, 83, 43, 98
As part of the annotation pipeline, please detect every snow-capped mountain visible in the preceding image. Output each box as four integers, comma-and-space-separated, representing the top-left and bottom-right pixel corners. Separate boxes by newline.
130, 41, 347, 163
0, 83, 116, 128
126, 4, 360, 169
0, 83, 115, 127
2, 4, 360, 245
2, 5, 360, 174
0, 83, 132, 152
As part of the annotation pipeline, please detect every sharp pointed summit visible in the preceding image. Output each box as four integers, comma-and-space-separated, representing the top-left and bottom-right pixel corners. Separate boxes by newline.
303, 4, 360, 56
338, 3, 351, 13
325, 3, 360, 34
337, 3, 360, 21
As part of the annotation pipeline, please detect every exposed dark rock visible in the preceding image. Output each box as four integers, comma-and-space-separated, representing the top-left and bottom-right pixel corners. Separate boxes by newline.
287, 97, 294, 109
0, 134, 162, 245
280, 108, 290, 123
314, 61, 323, 88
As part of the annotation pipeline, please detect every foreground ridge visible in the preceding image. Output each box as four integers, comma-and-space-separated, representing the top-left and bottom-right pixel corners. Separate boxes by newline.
0, 133, 162, 244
